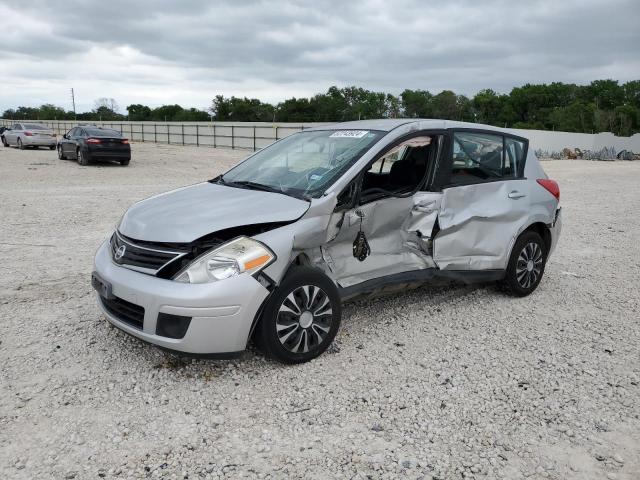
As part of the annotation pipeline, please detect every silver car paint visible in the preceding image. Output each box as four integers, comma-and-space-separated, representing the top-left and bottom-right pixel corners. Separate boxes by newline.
118, 182, 310, 243
94, 119, 561, 354
95, 240, 270, 353
321, 193, 440, 287
3, 123, 56, 147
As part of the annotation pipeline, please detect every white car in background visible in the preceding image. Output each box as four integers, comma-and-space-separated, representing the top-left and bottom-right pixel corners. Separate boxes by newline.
1, 123, 57, 150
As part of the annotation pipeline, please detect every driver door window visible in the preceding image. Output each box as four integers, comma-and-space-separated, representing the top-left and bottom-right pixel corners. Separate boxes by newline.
360, 136, 433, 203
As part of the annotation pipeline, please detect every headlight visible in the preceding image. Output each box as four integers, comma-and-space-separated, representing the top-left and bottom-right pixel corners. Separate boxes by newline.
173, 236, 275, 284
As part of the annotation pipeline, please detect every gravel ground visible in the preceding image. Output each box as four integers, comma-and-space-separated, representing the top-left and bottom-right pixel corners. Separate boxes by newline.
1, 143, 639, 480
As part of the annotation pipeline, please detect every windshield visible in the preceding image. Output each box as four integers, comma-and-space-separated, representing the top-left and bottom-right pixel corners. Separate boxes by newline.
220, 129, 385, 199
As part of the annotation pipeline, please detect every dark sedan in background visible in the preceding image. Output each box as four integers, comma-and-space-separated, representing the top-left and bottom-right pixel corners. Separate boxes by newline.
58, 126, 131, 166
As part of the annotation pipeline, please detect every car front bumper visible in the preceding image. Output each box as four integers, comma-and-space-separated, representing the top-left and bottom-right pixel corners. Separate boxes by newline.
93, 240, 270, 354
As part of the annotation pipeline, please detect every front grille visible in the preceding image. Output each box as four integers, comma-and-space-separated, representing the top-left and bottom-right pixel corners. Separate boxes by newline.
101, 295, 145, 330
111, 232, 184, 272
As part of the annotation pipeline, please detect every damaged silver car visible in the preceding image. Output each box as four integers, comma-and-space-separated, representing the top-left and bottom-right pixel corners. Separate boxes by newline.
92, 119, 562, 363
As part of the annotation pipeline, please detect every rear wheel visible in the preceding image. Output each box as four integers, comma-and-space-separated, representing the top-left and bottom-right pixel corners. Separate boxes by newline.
501, 231, 547, 296
49, 145, 55, 150
256, 267, 341, 364
77, 148, 88, 166
18, 138, 24, 150
120, 159, 130, 166
1, 136, 7, 147
57, 145, 66, 160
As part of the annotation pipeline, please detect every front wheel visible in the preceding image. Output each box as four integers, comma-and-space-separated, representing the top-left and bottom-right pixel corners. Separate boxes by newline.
18, 138, 24, 150
1, 136, 8, 147
57, 145, 66, 160
256, 267, 342, 364
501, 231, 547, 296
120, 159, 130, 166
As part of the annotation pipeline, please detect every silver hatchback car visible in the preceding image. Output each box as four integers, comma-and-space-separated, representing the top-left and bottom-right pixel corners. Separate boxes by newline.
93, 119, 561, 363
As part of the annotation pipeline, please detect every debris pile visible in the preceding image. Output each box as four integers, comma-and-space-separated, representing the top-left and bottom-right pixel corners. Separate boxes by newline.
535, 147, 638, 161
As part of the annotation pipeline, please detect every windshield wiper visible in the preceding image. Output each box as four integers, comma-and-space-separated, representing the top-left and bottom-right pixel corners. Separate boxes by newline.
223, 179, 286, 194
236, 181, 284, 194
216, 177, 310, 200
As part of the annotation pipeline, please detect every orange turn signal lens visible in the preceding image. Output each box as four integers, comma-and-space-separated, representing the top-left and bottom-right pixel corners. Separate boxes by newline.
244, 254, 271, 271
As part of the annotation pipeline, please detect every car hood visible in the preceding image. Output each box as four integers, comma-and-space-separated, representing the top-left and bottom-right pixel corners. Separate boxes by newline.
118, 182, 310, 243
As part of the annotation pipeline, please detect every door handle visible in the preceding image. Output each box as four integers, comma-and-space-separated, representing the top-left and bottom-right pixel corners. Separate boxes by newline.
508, 191, 526, 199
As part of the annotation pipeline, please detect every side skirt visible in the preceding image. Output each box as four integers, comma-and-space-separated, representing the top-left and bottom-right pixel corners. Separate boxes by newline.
339, 268, 505, 301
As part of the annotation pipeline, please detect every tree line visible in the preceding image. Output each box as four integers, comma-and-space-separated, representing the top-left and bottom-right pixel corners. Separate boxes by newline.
3, 80, 639, 136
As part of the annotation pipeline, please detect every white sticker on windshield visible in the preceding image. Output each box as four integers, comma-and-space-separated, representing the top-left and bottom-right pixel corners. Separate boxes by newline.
330, 130, 369, 138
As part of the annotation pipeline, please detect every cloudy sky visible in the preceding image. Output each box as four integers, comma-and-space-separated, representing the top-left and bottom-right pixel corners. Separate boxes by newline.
1, 0, 638, 113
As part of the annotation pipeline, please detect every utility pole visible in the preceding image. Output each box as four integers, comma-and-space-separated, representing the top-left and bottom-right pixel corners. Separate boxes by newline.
70, 88, 77, 119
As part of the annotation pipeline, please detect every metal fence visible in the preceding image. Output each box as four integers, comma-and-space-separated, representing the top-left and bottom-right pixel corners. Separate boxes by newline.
3, 118, 639, 154
0, 119, 328, 151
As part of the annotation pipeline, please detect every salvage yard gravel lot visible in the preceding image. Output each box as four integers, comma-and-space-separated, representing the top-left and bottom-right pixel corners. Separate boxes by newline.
1, 142, 639, 480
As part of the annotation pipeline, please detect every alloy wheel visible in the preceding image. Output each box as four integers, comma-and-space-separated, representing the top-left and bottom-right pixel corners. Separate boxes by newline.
516, 242, 543, 288
276, 285, 333, 354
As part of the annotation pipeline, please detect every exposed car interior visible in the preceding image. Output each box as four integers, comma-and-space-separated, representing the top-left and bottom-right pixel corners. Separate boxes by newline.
449, 132, 508, 184
219, 129, 386, 198
360, 136, 437, 199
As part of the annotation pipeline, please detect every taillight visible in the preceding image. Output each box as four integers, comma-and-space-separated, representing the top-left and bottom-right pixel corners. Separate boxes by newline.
86, 138, 101, 144
24, 131, 33, 136
537, 179, 560, 200
121, 139, 129, 144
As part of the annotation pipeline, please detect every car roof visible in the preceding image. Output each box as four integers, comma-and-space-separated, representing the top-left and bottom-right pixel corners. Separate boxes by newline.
306, 118, 510, 133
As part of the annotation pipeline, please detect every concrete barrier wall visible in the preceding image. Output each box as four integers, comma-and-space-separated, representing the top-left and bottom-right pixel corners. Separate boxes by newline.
1, 118, 639, 154
508, 128, 640, 154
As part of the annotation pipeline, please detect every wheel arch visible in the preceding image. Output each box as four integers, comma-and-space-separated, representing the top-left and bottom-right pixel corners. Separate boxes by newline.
504, 220, 552, 270
522, 222, 552, 254
249, 252, 334, 341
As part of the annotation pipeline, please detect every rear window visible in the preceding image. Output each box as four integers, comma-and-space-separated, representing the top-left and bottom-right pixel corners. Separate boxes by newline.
442, 131, 527, 186
24, 124, 48, 130
85, 128, 121, 137
505, 137, 526, 177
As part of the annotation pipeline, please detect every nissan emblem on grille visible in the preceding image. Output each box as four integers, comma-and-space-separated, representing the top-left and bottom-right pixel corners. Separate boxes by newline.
114, 245, 126, 260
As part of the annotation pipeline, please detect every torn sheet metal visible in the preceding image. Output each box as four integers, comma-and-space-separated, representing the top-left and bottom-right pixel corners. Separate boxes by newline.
323, 192, 441, 288
434, 180, 530, 270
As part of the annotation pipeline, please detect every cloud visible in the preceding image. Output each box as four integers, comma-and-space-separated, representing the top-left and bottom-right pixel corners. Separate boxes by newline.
0, 0, 638, 112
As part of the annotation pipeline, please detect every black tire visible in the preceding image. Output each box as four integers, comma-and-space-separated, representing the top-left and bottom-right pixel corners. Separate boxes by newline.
18, 138, 24, 150
77, 148, 88, 166
49, 145, 55, 150
120, 159, 130, 166
57, 145, 66, 160
1, 136, 7, 147
501, 230, 547, 297
256, 267, 341, 364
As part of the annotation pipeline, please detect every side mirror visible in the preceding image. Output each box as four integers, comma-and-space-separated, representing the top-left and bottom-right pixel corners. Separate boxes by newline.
63, 134, 68, 139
